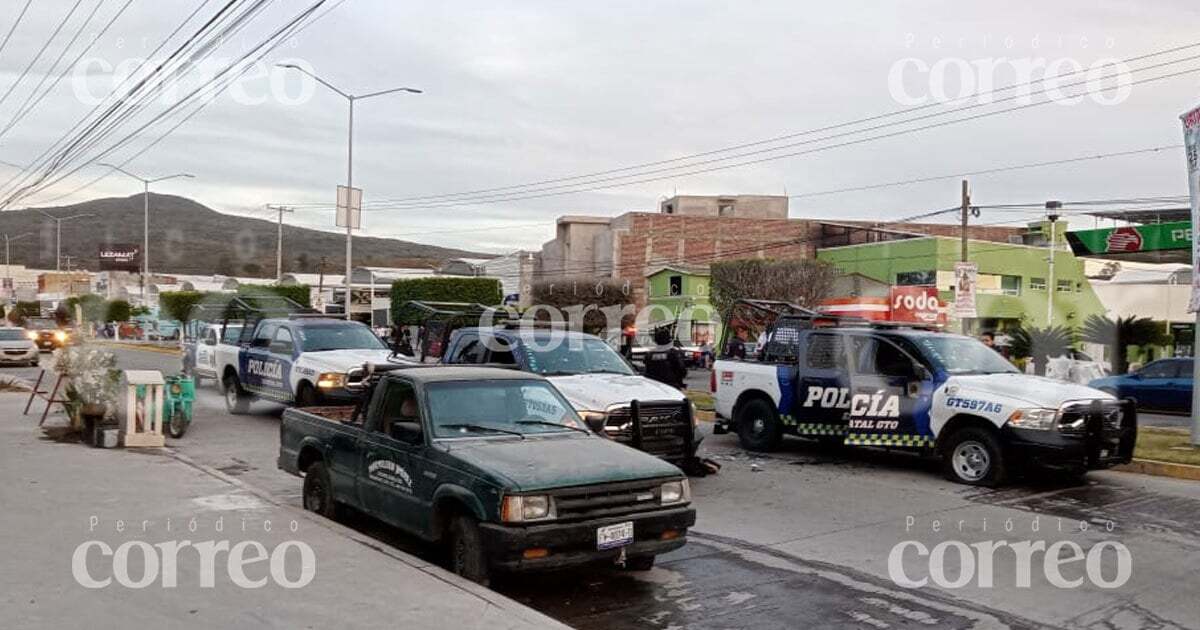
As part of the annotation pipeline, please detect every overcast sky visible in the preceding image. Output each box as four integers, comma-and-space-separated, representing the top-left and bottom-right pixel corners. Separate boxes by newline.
1, 0, 1198, 254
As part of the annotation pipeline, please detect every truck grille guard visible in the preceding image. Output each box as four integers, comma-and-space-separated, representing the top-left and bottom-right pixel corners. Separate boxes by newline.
1057, 398, 1138, 465
603, 400, 696, 466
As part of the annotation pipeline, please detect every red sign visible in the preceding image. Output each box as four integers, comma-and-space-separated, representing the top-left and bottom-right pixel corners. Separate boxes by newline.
1105, 226, 1144, 253
889, 286, 941, 324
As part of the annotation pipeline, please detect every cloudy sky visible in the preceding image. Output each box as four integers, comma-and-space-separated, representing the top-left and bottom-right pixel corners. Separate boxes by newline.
1, 0, 1198, 254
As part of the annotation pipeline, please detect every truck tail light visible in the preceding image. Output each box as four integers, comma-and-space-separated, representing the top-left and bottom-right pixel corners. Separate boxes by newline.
709, 370, 716, 393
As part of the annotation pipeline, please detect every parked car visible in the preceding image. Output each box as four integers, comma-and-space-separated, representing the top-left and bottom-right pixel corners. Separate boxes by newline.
1089, 358, 1193, 414
278, 364, 695, 585
0, 327, 40, 366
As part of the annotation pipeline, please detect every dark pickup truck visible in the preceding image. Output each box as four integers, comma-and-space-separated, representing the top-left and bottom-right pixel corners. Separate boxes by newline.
278, 365, 696, 584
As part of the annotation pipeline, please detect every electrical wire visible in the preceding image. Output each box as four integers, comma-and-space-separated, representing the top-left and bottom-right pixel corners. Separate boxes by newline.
0, 0, 35, 60
0, 0, 86, 111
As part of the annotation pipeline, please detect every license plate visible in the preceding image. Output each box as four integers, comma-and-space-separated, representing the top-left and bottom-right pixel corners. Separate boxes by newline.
596, 521, 634, 550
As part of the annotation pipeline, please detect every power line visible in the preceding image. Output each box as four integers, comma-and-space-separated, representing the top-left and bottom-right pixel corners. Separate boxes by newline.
318, 40, 1200, 208
0, 0, 35, 60
0, 0, 86, 112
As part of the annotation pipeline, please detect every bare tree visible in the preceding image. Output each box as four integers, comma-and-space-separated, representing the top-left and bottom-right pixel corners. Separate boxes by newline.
710, 258, 838, 322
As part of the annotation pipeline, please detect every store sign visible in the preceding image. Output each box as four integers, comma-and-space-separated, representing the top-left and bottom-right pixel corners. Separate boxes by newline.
889, 286, 941, 323
953, 262, 978, 319
98, 244, 141, 271
1065, 221, 1192, 256
1183, 104, 1200, 312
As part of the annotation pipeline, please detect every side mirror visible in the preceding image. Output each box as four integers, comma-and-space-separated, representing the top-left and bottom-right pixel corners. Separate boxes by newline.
389, 421, 423, 444
583, 416, 607, 433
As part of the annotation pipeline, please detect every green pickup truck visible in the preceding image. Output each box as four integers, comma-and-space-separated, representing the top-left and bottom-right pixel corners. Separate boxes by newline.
278, 365, 696, 584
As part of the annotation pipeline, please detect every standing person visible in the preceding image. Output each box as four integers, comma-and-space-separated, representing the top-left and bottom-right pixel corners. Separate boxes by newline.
727, 327, 748, 360
643, 327, 688, 389
620, 323, 637, 360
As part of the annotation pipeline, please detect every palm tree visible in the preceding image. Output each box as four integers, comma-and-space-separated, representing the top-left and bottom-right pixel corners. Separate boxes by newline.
1009, 324, 1076, 375
1080, 315, 1169, 375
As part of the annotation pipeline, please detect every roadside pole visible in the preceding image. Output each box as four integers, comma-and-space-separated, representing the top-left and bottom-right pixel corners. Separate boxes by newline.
959, 179, 970, 334
1045, 202, 1062, 326
1181, 104, 1200, 446
268, 204, 294, 282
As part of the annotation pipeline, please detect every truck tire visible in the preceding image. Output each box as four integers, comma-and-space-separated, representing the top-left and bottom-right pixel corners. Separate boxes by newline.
624, 555, 656, 571
736, 397, 782, 452
942, 427, 1007, 487
448, 515, 490, 586
295, 382, 319, 408
302, 462, 338, 518
223, 374, 251, 415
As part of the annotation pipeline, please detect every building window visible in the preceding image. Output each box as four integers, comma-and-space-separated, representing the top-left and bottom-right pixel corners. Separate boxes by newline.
669, 275, 682, 296
718, 200, 735, 217
1029, 277, 1047, 291
896, 270, 936, 286
1000, 275, 1021, 296
1056, 279, 1073, 292
664, 203, 674, 214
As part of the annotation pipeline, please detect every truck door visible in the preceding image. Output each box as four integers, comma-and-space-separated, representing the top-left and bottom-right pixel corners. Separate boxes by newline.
793, 332, 851, 429
845, 335, 934, 446
196, 327, 218, 376
240, 322, 278, 396
357, 379, 424, 532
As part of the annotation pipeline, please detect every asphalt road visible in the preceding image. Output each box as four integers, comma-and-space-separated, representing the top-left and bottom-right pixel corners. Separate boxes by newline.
21, 348, 1199, 630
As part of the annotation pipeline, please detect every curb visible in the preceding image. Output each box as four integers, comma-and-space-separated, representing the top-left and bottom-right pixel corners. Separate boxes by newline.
1114, 458, 1200, 482
165, 449, 568, 629
92, 340, 182, 356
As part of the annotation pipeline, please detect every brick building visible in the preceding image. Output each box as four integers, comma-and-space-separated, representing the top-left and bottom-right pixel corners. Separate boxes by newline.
536, 195, 1026, 307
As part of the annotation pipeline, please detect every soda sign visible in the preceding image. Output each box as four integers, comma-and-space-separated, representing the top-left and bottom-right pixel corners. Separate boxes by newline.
890, 286, 941, 323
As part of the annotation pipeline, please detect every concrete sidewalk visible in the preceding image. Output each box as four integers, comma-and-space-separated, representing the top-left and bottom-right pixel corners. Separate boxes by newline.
0, 394, 566, 630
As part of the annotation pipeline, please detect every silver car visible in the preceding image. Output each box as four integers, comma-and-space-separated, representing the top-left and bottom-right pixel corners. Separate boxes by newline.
0, 327, 39, 367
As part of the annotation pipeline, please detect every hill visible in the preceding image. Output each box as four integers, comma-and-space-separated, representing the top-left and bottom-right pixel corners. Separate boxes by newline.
0, 194, 485, 277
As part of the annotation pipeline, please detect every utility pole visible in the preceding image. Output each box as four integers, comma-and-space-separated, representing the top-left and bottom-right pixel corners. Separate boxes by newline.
35, 211, 93, 272
267, 204, 294, 282
960, 179, 971, 262
317, 255, 327, 310
2, 232, 31, 301
1045, 201, 1063, 326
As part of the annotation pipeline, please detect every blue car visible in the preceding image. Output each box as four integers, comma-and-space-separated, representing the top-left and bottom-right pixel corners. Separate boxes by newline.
1089, 358, 1193, 414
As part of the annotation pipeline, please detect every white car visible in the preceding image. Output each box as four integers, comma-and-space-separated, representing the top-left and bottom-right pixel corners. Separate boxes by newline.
0, 327, 39, 367
220, 317, 414, 412
182, 323, 243, 387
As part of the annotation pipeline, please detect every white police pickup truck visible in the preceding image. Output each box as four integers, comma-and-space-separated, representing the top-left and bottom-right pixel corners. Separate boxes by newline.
713, 324, 1137, 486
219, 316, 411, 413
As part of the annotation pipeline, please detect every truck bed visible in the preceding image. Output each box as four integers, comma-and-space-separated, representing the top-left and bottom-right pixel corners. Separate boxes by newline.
295, 405, 359, 424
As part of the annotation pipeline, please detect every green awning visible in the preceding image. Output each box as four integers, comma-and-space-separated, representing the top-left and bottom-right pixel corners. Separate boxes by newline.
1066, 221, 1192, 262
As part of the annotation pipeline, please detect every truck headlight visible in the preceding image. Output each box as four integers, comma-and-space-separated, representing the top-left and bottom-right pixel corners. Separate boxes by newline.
578, 410, 608, 432
1007, 408, 1059, 431
26, 330, 37, 340
54, 330, 68, 342
501, 495, 555, 522
316, 372, 346, 389
660, 479, 690, 505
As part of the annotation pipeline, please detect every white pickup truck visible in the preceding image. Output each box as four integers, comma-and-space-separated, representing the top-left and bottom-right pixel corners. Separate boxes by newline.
217, 316, 412, 412
713, 323, 1136, 486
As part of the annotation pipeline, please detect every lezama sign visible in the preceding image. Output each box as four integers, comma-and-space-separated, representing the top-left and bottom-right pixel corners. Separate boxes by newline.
98, 244, 141, 271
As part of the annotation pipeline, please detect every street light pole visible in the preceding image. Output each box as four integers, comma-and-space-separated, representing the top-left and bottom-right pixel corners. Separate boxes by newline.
35, 211, 94, 272
99, 163, 194, 303
2, 232, 31, 300
276, 63, 421, 320
266, 204, 295, 281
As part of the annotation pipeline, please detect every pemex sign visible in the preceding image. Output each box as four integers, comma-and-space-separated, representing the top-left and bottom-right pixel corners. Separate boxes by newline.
1065, 222, 1192, 256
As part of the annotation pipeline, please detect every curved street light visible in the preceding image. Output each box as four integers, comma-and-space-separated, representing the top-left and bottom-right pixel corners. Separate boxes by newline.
98, 163, 194, 300
276, 63, 421, 320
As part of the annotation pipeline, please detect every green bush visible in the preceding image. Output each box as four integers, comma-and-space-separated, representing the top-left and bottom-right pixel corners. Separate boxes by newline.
159, 291, 211, 323
64, 294, 108, 323
236, 283, 311, 308
390, 277, 502, 321
105, 299, 132, 323
6, 301, 40, 325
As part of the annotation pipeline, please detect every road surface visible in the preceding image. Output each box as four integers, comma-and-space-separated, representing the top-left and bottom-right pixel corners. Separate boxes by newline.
10, 349, 1196, 629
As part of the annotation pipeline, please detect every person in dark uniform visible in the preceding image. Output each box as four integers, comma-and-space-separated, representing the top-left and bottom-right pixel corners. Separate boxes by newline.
727, 326, 748, 360
643, 327, 688, 389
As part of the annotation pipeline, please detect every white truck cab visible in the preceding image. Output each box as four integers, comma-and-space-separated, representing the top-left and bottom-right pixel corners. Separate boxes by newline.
714, 323, 1137, 486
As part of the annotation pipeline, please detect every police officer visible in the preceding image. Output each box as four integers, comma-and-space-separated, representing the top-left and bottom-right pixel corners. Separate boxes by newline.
643, 326, 688, 389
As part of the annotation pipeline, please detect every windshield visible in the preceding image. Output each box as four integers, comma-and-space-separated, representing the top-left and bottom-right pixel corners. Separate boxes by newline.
427, 379, 586, 438
909, 336, 1018, 375
0, 329, 28, 341
297, 323, 386, 352
26, 319, 56, 330
522, 335, 634, 376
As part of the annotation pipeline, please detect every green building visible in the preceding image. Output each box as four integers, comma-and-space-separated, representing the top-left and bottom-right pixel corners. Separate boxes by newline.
816, 224, 1106, 333
644, 266, 719, 344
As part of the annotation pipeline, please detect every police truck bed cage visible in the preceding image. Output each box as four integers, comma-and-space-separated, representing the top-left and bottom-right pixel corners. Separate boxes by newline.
186, 295, 315, 325
721, 298, 863, 363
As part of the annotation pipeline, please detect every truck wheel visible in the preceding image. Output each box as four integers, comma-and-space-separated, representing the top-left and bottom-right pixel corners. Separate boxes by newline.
223, 374, 251, 415
295, 382, 319, 408
624, 555, 655, 571
736, 398, 782, 452
448, 515, 490, 586
302, 462, 338, 518
942, 427, 1007, 487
